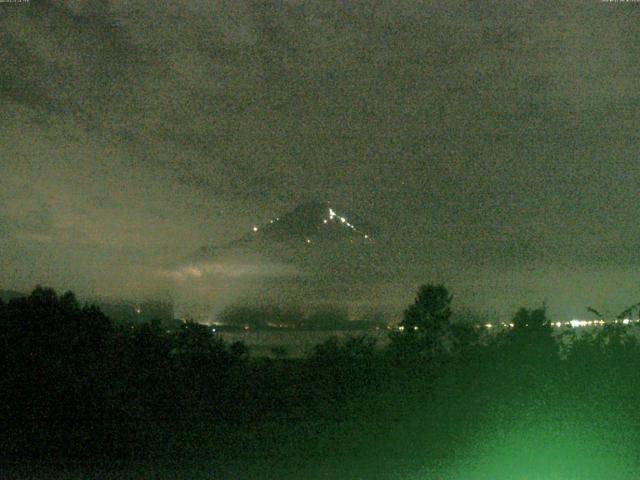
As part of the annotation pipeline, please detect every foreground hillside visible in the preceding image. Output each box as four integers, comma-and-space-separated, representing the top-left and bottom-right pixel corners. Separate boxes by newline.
2, 287, 640, 479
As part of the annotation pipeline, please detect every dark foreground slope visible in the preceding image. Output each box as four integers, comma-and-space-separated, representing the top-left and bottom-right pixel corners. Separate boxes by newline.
3, 288, 640, 479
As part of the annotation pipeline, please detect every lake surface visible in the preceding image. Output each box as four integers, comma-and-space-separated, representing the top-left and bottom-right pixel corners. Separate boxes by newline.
217, 323, 640, 358
218, 328, 390, 357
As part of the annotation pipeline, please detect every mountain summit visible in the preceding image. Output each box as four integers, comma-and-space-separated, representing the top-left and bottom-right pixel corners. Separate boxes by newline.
172, 202, 382, 321
243, 201, 371, 244
190, 201, 372, 262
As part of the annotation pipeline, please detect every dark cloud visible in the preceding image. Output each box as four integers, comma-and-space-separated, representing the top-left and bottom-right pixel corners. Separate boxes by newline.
2, 0, 640, 319
16, 203, 54, 235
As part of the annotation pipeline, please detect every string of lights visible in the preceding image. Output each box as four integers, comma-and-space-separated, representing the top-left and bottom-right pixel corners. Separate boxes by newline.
251, 206, 371, 244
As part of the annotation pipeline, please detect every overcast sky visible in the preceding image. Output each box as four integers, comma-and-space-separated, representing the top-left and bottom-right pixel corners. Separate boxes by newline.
2, 0, 640, 320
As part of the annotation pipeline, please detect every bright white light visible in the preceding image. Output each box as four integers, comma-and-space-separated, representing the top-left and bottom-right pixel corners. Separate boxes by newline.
252, 226, 258, 232
321, 206, 372, 239
398, 325, 405, 331
570, 319, 584, 328
306, 238, 311, 244
485, 323, 493, 329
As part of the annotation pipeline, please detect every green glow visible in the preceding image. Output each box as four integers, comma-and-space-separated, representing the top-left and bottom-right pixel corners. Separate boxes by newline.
442, 416, 637, 480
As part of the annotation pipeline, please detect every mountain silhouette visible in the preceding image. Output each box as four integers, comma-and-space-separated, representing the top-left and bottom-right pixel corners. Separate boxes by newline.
171, 202, 381, 321
189, 201, 373, 263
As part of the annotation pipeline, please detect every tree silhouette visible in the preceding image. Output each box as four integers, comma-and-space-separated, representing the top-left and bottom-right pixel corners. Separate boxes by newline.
503, 306, 558, 363
229, 340, 249, 360
512, 306, 548, 331
403, 284, 452, 332
270, 345, 289, 359
389, 284, 453, 358
311, 335, 377, 365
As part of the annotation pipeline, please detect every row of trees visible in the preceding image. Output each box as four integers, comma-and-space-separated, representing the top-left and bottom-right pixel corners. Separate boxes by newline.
0, 287, 251, 458
389, 284, 554, 355
2, 284, 639, 463
388, 283, 638, 365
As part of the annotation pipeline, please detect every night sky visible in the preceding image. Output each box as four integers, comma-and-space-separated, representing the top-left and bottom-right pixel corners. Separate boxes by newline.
2, 1, 640, 321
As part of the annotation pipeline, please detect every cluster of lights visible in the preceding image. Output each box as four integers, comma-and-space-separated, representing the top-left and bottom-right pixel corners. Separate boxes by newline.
396, 325, 420, 332
474, 318, 640, 330
326, 208, 371, 241
251, 208, 371, 244
252, 217, 280, 233
568, 318, 639, 328
479, 323, 514, 329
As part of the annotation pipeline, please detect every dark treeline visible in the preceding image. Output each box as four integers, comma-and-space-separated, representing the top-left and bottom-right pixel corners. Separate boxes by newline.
2, 284, 640, 477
